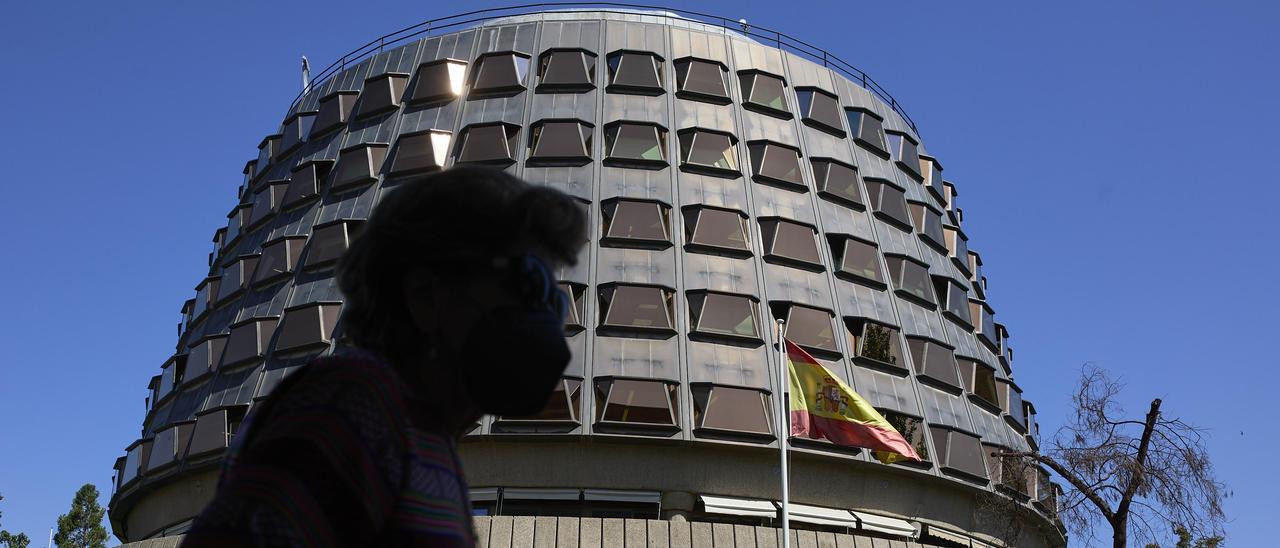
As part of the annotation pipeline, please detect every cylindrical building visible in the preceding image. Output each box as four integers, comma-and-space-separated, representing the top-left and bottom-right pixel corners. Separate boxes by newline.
108, 7, 1064, 547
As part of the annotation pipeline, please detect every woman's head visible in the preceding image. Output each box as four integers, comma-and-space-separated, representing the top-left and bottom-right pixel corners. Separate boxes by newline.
336, 166, 587, 387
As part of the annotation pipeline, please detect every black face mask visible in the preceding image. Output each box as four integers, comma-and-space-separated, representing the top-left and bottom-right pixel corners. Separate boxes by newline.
460, 254, 572, 416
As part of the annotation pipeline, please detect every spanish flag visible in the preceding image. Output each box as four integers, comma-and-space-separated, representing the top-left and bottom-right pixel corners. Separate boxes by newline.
785, 339, 922, 463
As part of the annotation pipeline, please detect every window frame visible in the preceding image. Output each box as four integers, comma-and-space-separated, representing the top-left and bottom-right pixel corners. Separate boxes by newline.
747, 140, 806, 191
845, 108, 887, 156
908, 200, 948, 252
469, 50, 533, 97
593, 376, 681, 431
600, 197, 673, 250
774, 302, 839, 356
596, 282, 678, 336
676, 127, 740, 178
686, 290, 762, 343
526, 118, 594, 167
690, 383, 774, 439
845, 317, 906, 371
681, 204, 752, 258
673, 56, 731, 105
602, 120, 669, 169
884, 130, 924, 181
738, 69, 792, 119
312, 90, 359, 137
863, 178, 912, 230
331, 142, 389, 191
605, 50, 666, 96
906, 336, 963, 393
353, 72, 410, 120
408, 58, 468, 105
810, 157, 864, 209
827, 234, 886, 289
536, 48, 597, 93
454, 122, 521, 166
795, 87, 845, 137
884, 254, 937, 307
759, 217, 824, 271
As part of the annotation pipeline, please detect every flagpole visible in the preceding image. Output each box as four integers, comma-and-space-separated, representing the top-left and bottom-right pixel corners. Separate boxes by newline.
776, 318, 790, 548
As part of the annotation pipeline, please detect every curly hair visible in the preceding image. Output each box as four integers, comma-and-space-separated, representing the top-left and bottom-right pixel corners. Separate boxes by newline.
336, 166, 587, 365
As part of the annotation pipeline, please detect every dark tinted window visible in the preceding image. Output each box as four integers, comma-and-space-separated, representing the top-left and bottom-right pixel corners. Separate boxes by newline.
221, 317, 278, 368
933, 277, 970, 325
527, 120, 592, 166
760, 218, 822, 269
830, 236, 884, 286
846, 109, 887, 155
811, 159, 862, 208
677, 128, 738, 176
598, 284, 675, 332
275, 302, 341, 353
920, 155, 945, 204
470, 51, 532, 96
332, 143, 389, 191
881, 411, 930, 462
502, 378, 583, 423
313, 91, 359, 136
748, 141, 804, 190
248, 182, 285, 229
964, 358, 1000, 408
601, 199, 670, 247
683, 206, 750, 255
279, 112, 316, 157
255, 135, 279, 172
846, 318, 904, 368
946, 227, 971, 275
674, 58, 729, 104
885, 255, 936, 305
778, 303, 837, 354
215, 255, 259, 304
932, 428, 988, 479
909, 202, 947, 250
595, 378, 678, 426
537, 49, 596, 92
252, 237, 306, 286
885, 131, 923, 180
864, 179, 911, 228
283, 160, 331, 210
688, 291, 759, 340
603, 122, 667, 167
303, 220, 363, 268
796, 88, 844, 136
692, 385, 772, 435
739, 70, 789, 118
606, 51, 664, 95
455, 123, 520, 166
907, 338, 961, 390
559, 282, 587, 333
408, 58, 467, 104
389, 129, 452, 175
970, 300, 997, 348
354, 73, 409, 120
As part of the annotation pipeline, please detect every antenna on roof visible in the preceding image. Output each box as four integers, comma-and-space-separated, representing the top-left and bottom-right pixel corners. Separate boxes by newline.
301, 56, 312, 94
738, 18, 748, 33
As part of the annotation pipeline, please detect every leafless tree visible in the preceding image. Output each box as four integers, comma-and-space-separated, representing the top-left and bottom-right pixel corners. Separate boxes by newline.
1000, 364, 1228, 547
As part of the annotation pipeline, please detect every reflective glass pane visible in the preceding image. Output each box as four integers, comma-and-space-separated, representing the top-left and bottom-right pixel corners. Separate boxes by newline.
785, 305, 836, 352
680, 130, 737, 171
457, 124, 516, 164
539, 50, 595, 90
766, 220, 821, 266
798, 89, 843, 134
886, 256, 936, 304
599, 379, 675, 424
675, 58, 728, 101
608, 52, 663, 91
837, 238, 883, 284
813, 160, 862, 207
696, 386, 771, 434
974, 363, 999, 405
749, 142, 803, 187
908, 339, 961, 389
865, 180, 911, 227
472, 53, 529, 94
410, 59, 467, 104
848, 110, 887, 153
687, 208, 749, 252
742, 72, 787, 113
601, 285, 673, 330
606, 123, 665, 163
529, 121, 590, 161
692, 292, 758, 338
852, 320, 903, 366
604, 200, 668, 242
882, 411, 929, 461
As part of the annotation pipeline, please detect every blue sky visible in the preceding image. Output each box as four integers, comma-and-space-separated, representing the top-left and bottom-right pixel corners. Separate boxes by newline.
0, 1, 1275, 546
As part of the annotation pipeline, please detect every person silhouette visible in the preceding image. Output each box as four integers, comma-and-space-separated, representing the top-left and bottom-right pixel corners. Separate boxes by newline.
182, 166, 587, 547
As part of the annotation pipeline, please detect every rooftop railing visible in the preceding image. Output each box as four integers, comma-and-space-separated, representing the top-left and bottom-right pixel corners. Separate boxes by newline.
290, 2, 918, 135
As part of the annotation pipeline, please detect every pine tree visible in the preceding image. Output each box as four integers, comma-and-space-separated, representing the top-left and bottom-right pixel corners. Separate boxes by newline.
0, 493, 32, 548
52, 485, 107, 548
